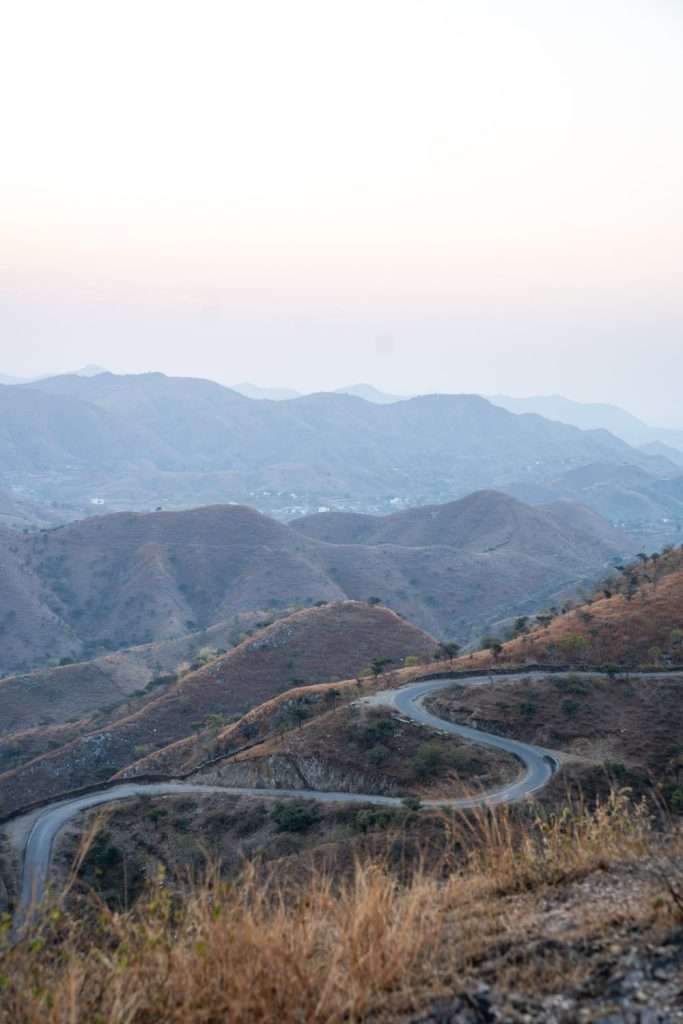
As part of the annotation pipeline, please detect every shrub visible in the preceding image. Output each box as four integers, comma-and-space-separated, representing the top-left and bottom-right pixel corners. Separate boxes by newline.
366, 744, 390, 768
414, 742, 446, 779
353, 808, 393, 833
670, 789, 683, 815
354, 711, 397, 748
271, 801, 321, 833
520, 700, 538, 719
370, 657, 392, 677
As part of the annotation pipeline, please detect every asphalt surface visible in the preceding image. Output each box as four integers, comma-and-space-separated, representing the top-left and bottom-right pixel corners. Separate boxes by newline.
13, 673, 559, 934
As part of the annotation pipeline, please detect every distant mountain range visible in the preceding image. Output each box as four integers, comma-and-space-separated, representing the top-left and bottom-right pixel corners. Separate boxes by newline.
0, 371, 678, 530
0, 492, 634, 678
0, 365, 108, 386
226, 385, 683, 454
232, 382, 407, 403
490, 394, 683, 452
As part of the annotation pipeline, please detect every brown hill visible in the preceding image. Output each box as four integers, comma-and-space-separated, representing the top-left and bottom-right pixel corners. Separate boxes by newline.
0, 525, 78, 672
162, 700, 520, 801
0, 608, 292, 740
0, 505, 341, 676
0, 602, 435, 815
427, 673, 683, 779
0, 495, 634, 679
463, 547, 683, 671
292, 491, 629, 561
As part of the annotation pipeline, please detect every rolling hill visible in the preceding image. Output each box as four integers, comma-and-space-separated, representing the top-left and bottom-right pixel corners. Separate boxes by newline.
0, 494, 635, 677
0, 602, 436, 814
291, 489, 625, 558
504, 461, 683, 546
0, 608, 295, 739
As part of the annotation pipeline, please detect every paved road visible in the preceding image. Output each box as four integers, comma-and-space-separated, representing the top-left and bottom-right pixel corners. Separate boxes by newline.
13, 673, 559, 934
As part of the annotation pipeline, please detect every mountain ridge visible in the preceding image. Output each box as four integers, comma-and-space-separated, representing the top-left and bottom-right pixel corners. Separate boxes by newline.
0, 372, 675, 524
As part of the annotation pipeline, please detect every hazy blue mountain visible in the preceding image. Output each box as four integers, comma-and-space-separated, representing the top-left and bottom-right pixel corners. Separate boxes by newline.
232, 382, 302, 400
639, 441, 683, 467
490, 394, 683, 451
0, 372, 676, 526
333, 383, 409, 403
0, 365, 109, 386
233, 381, 408, 403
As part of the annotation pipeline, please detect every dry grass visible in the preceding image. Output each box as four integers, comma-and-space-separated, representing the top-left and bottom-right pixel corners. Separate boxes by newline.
1, 790, 681, 1023
465, 549, 683, 672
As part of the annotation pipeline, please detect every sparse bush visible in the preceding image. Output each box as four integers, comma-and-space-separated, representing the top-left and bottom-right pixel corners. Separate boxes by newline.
370, 657, 392, 677
271, 800, 321, 833
353, 808, 393, 833
561, 698, 580, 718
366, 744, 390, 767
353, 710, 397, 748
414, 741, 446, 779
205, 713, 228, 733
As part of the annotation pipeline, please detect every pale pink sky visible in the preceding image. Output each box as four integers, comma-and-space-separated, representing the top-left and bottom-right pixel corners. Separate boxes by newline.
1, 1, 682, 423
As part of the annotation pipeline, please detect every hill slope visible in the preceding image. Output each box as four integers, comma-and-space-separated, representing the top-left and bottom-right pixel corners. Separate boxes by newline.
0, 496, 634, 676
292, 490, 627, 560
491, 393, 683, 451
0, 602, 435, 814
465, 547, 683, 671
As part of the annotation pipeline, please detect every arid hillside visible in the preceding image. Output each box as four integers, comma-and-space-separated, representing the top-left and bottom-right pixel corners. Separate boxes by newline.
505, 460, 683, 545
0, 607, 291, 738
4, 770, 683, 1022
0, 494, 634, 676
152, 699, 519, 802
0, 602, 435, 815
428, 673, 683, 789
292, 489, 627, 558
465, 546, 683, 671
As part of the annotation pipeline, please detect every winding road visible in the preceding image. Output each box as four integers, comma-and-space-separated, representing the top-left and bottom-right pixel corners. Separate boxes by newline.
12, 674, 559, 933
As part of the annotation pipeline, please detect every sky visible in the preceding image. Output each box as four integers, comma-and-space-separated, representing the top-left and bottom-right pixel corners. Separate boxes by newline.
1, 0, 682, 424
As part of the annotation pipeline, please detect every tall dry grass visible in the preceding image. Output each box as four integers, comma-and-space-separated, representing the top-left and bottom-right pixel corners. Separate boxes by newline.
0, 790, 679, 1024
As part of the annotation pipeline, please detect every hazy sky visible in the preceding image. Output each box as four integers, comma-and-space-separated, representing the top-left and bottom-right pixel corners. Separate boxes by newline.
2, 1, 682, 423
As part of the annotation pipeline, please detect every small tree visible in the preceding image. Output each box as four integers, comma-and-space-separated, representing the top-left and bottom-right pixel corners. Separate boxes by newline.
371, 657, 393, 677
435, 641, 461, 661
